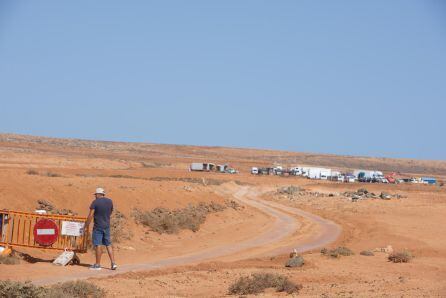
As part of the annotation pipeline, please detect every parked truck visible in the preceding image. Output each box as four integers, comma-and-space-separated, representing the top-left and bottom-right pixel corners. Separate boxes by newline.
354, 169, 386, 183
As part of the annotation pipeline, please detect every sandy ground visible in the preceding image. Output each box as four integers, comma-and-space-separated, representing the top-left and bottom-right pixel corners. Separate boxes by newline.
0, 134, 445, 297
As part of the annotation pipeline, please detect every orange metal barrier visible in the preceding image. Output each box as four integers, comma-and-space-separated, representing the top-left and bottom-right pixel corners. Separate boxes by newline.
0, 210, 89, 253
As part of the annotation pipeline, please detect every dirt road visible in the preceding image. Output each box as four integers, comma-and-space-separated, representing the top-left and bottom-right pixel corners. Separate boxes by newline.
32, 186, 340, 286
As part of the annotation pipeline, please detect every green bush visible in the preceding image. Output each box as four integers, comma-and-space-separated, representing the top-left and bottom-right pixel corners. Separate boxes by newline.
228, 272, 302, 295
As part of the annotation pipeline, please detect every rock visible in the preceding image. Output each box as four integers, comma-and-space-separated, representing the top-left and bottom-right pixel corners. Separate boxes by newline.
352, 195, 360, 202
373, 245, 393, 254
380, 192, 392, 200
285, 256, 305, 268
357, 188, 368, 195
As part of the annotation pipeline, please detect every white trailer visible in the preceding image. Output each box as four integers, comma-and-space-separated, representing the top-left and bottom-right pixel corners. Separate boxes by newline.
290, 167, 303, 176
190, 163, 215, 172
306, 167, 332, 179
320, 168, 332, 180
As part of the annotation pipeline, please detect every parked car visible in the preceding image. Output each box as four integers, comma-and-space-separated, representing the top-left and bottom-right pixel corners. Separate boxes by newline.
251, 167, 259, 175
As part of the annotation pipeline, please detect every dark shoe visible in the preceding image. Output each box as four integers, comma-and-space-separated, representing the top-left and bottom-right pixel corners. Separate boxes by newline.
89, 264, 101, 270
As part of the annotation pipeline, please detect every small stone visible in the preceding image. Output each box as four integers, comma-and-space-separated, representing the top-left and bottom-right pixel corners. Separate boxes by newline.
380, 192, 392, 200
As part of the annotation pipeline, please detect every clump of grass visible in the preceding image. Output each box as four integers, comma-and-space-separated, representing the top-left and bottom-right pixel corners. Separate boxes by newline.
278, 186, 302, 195
0, 255, 20, 265
109, 174, 138, 179
0, 280, 105, 298
321, 247, 354, 258
26, 169, 39, 175
48, 280, 105, 298
360, 250, 375, 256
228, 272, 302, 295
388, 251, 413, 263
46, 172, 62, 177
133, 202, 227, 234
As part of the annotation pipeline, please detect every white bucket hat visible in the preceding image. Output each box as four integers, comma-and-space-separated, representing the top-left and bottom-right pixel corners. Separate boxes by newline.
95, 187, 105, 195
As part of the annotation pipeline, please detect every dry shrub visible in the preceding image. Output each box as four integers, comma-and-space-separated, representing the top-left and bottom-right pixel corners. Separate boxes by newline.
109, 174, 137, 179
360, 250, 375, 256
321, 247, 354, 258
228, 272, 302, 295
278, 186, 301, 195
0, 255, 20, 265
388, 251, 413, 263
46, 172, 62, 177
0, 280, 105, 298
26, 169, 39, 175
110, 210, 133, 243
133, 202, 227, 234
48, 281, 105, 298
0, 281, 47, 298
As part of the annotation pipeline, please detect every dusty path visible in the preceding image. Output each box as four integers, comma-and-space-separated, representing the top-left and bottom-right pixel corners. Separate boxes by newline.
32, 186, 340, 286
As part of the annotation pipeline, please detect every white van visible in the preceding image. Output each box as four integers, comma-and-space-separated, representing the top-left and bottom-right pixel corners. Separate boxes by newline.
251, 167, 259, 175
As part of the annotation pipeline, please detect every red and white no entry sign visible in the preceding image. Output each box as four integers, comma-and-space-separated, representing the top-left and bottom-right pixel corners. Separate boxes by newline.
33, 218, 59, 246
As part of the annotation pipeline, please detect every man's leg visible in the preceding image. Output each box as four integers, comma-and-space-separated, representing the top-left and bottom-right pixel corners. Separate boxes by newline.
90, 228, 103, 270
104, 227, 116, 269
95, 245, 103, 265
105, 246, 115, 264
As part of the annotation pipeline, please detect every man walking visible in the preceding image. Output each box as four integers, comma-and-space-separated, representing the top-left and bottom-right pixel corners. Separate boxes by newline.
85, 187, 117, 270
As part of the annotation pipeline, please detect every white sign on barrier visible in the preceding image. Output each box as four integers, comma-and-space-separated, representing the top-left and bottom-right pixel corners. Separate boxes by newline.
61, 221, 85, 237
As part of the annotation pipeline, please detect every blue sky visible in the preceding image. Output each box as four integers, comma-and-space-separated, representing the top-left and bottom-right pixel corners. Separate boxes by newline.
0, 1, 445, 160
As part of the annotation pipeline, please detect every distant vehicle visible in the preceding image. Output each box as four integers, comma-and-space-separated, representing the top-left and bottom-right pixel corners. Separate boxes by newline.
385, 173, 397, 184
226, 168, 238, 174
259, 168, 271, 175
421, 177, 437, 185
251, 167, 259, 175
320, 169, 332, 180
190, 163, 215, 172
329, 172, 345, 182
273, 166, 283, 175
306, 167, 332, 180
355, 169, 386, 183
290, 167, 303, 176
345, 175, 356, 183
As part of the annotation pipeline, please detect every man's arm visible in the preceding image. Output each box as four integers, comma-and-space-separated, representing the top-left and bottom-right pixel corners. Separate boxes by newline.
85, 209, 94, 229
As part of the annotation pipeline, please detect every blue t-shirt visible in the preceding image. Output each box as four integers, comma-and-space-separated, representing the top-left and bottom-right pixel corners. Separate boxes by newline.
90, 197, 113, 229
